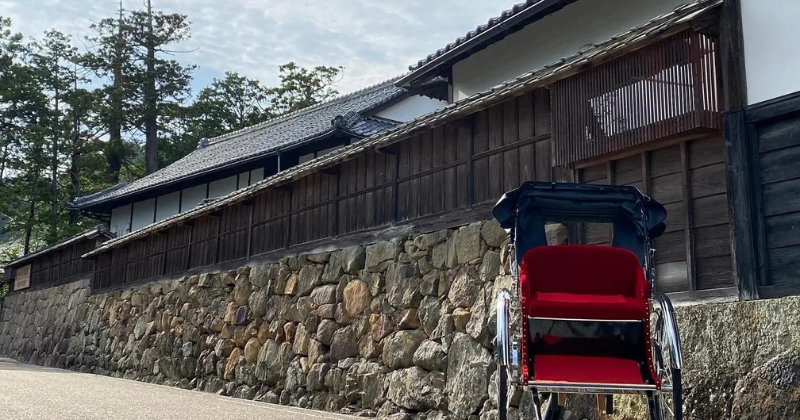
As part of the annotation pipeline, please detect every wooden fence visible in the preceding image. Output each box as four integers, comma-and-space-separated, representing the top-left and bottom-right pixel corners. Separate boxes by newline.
92, 89, 554, 292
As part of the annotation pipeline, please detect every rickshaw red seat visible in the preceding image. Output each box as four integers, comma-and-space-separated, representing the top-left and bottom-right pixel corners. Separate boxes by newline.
520, 245, 648, 321
533, 354, 647, 385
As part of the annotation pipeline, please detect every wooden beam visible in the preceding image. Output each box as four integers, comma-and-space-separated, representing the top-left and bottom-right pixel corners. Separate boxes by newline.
719, 0, 747, 110
680, 142, 697, 291
723, 109, 759, 300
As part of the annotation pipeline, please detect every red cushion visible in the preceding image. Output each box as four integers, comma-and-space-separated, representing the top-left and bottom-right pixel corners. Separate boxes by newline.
530, 292, 646, 320
533, 354, 646, 385
520, 245, 649, 320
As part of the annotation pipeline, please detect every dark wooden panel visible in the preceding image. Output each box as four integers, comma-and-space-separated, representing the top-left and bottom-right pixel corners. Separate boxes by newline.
662, 201, 686, 233
762, 177, 800, 217
766, 245, 800, 286
692, 193, 729, 228
688, 136, 726, 169
655, 261, 689, 294
760, 145, 800, 184
764, 212, 800, 249
613, 154, 642, 186
651, 173, 683, 204
650, 145, 681, 177
690, 162, 727, 198
696, 255, 734, 290
584, 223, 611, 245
654, 231, 687, 264
694, 224, 732, 259
580, 164, 606, 183
535, 139, 551, 182
758, 115, 800, 153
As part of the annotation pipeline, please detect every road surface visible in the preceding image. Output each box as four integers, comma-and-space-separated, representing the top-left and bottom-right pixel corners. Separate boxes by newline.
0, 358, 356, 420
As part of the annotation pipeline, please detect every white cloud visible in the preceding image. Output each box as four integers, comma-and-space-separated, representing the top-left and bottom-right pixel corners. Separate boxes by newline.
5, 0, 507, 94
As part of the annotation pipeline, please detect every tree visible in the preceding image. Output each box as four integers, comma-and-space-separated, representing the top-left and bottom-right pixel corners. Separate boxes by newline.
28, 30, 80, 242
83, 3, 138, 184
125, 0, 194, 174
269, 62, 342, 115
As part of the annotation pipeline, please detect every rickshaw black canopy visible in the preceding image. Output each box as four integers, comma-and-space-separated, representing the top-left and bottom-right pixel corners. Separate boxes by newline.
492, 182, 667, 264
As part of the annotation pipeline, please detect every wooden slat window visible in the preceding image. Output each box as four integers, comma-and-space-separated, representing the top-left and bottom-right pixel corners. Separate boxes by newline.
553, 30, 722, 165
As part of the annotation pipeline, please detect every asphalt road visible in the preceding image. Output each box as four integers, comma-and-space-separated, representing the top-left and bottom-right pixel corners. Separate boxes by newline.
0, 358, 357, 420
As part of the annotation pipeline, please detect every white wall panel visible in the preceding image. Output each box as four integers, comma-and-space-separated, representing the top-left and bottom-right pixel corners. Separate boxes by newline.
375, 95, 447, 122
250, 167, 264, 185
109, 204, 132, 236
131, 199, 156, 232
208, 175, 237, 199
155, 191, 180, 222
181, 184, 207, 212
452, 0, 688, 100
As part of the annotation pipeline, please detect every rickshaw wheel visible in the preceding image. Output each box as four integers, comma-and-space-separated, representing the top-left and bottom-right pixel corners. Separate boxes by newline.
498, 367, 509, 420
651, 294, 683, 420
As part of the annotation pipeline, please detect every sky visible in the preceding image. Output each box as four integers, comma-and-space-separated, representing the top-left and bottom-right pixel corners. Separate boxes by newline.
3, 0, 508, 96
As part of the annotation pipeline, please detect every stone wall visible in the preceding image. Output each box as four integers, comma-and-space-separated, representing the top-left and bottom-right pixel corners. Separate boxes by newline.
0, 220, 798, 420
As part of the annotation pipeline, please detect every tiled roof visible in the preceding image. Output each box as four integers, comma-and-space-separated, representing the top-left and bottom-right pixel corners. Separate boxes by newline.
72, 80, 406, 209
85, 0, 719, 257
398, 0, 576, 86
410, 0, 545, 71
6, 226, 113, 268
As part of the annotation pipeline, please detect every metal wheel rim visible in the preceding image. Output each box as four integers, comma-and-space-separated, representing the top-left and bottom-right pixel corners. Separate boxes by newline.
653, 307, 681, 420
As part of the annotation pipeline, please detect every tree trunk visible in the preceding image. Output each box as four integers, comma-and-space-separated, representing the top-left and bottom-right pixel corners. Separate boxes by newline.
51, 85, 59, 242
144, 0, 158, 174
23, 200, 35, 255
107, 1, 125, 184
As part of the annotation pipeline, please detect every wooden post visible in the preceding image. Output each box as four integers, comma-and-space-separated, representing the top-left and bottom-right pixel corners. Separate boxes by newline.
680, 142, 697, 290
724, 110, 758, 299
719, 0, 748, 111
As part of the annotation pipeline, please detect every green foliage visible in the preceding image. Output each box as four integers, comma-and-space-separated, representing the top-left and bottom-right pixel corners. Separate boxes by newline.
0, 9, 343, 262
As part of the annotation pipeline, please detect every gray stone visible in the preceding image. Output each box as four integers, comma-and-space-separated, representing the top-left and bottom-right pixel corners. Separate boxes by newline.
419, 296, 443, 337
307, 252, 330, 264
387, 367, 446, 410
233, 278, 252, 306
456, 223, 482, 264
317, 304, 336, 319
466, 288, 490, 343
311, 284, 337, 307
307, 362, 331, 392
366, 240, 400, 271
731, 350, 800, 420
244, 338, 261, 364
545, 223, 567, 246
420, 272, 439, 297
397, 308, 420, 330
447, 333, 493, 418
342, 246, 367, 274
248, 290, 269, 318
255, 341, 294, 385
413, 340, 447, 372
297, 265, 323, 297
330, 326, 359, 362
449, 268, 480, 308
359, 333, 383, 360
479, 251, 501, 282
415, 230, 449, 251
372, 314, 395, 342
383, 330, 427, 370
481, 219, 508, 248
343, 362, 384, 408
431, 243, 447, 269
386, 264, 422, 309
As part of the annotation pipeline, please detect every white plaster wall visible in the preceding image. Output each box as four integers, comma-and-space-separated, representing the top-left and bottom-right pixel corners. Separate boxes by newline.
130, 199, 156, 232
208, 176, 237, 199
155, 191, 180, 222
452, 0, 689, 100
238, 172, 249, 190
375, 95, 448, 122
181, 184, 207, 213
250, 168, 264, 185
741, 0, 800, 104
109, 204, 132, 236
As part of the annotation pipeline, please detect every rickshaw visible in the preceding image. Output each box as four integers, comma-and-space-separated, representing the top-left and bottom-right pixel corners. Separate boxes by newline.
493, 182, 683, 420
